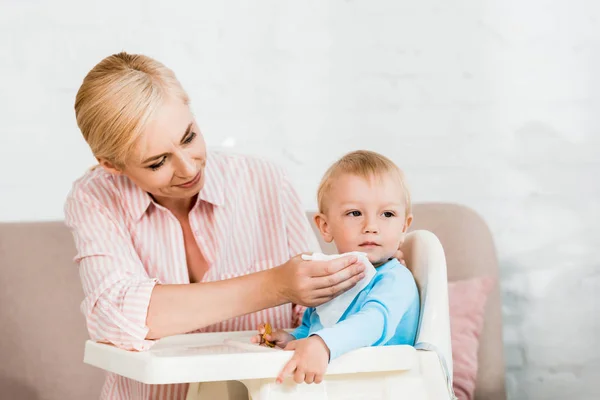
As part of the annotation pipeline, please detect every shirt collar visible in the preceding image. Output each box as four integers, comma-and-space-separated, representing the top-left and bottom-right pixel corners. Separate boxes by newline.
197, 152, 225, 207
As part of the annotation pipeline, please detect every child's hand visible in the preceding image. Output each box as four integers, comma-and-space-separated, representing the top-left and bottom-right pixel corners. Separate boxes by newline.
250, 323, 295, 349
277, 336, 330, 384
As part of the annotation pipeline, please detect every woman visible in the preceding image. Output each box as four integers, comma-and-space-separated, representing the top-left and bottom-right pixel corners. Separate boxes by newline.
65, 52, 401, 399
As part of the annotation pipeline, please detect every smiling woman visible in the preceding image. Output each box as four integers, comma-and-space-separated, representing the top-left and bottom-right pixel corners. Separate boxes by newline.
64, 52, 373, 400
100, 99, 208, 211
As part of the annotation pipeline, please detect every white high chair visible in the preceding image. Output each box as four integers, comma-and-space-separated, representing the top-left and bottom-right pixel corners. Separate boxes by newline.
83, 230, 455, 400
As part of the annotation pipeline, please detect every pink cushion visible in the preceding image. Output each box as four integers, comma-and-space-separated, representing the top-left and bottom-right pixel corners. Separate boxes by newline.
449, 276, 495, 400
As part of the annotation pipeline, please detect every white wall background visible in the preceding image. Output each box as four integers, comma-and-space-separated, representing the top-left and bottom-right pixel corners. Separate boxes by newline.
1, 1, 599, 398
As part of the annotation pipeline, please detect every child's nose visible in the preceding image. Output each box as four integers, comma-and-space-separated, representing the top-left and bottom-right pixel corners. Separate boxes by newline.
363, 219, 379, 234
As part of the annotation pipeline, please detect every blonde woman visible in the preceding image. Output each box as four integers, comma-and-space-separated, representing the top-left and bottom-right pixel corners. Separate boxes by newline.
65, 52, 402, 399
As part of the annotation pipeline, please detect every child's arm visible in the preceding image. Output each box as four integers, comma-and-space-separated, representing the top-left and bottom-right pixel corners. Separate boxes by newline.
290, 307, 315, 340
312, 266, 418, 360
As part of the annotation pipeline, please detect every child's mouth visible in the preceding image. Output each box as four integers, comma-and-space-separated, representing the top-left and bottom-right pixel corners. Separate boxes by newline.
359, 242, 380, 247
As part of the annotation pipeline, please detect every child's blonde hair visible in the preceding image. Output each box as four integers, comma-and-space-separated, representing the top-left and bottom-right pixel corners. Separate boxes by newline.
74, 52, 190, 168
317, 150, 411, 215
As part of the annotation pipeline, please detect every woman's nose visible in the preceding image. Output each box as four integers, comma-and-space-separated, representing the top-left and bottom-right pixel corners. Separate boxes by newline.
175, 151, 196, 177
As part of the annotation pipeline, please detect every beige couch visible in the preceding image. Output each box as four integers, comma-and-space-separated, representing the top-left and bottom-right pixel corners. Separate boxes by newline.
0, 203, 506, 399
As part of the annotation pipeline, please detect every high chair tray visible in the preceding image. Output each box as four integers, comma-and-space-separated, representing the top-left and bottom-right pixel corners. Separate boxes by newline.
84, 331, 417, 385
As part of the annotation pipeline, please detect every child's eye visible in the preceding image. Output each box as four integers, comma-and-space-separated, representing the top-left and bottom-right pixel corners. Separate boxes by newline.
383, 211, 395, 218
347, 211, 362, 217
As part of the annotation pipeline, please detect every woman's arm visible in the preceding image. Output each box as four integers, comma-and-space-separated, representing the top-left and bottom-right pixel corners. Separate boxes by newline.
145, 270, 281, 339
145, 255, 365, 339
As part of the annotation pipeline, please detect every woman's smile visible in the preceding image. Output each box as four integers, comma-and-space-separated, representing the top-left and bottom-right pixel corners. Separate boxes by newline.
175, 170, 202, 189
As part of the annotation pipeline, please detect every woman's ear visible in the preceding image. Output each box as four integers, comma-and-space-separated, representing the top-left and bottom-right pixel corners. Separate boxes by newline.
402, 213, 413, 233
313, 213, 334, 243
97, 158, 122, 175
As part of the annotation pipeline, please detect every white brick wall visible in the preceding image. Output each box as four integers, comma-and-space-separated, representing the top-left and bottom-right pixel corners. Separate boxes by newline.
1, 1, 599, 398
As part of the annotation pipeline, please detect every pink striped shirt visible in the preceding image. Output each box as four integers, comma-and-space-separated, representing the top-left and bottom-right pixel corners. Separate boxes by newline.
64, 151, 319, 399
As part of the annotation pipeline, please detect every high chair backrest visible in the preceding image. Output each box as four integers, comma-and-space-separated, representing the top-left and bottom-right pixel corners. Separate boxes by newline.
402, 230, 453, 376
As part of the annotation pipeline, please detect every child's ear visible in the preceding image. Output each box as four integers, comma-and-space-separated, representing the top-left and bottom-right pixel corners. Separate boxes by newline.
313, 213, 334, 243
402, 213, 413, 233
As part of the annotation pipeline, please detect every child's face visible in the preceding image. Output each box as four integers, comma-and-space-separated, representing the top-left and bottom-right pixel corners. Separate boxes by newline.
315, 173, 412, 266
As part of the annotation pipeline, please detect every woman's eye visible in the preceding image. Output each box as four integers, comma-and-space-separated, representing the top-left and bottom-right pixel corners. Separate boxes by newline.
348, 211, 362, 217
383, 211, 395, 218
149, 157, 166, 171
183, 131, 197, 144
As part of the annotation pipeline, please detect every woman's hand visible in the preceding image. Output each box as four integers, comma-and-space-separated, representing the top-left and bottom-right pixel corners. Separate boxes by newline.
277, 336, 330, 384
270, 254, 366, 307
250, 323, 295, 349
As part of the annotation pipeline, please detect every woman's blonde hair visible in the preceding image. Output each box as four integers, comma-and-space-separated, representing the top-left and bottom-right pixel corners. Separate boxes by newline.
74, 52, 190, 168
317, 150, 412, 215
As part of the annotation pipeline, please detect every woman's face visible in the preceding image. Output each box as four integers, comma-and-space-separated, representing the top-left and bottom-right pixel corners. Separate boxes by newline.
103, 97, 207, 202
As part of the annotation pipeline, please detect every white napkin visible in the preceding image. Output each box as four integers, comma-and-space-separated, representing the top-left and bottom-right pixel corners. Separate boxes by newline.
301, 251, 377, 328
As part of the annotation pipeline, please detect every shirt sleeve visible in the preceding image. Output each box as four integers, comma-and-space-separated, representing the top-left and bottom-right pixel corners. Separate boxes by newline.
64, 188, 157, 351
280, 172, 322, 326
290, 307, 314, 340
312, 266, 418, 360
